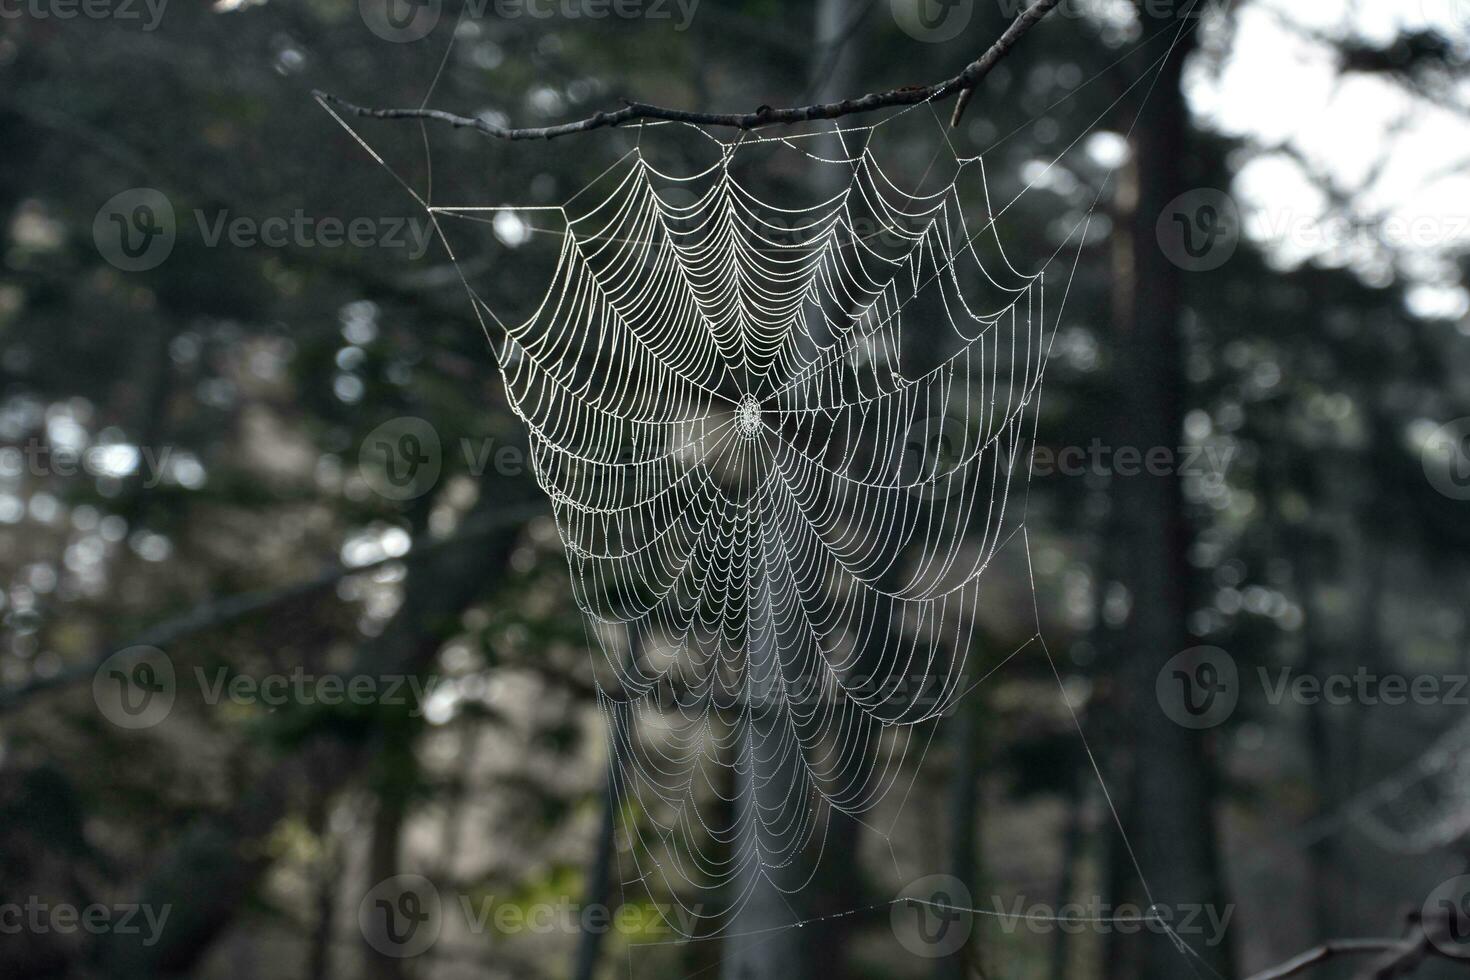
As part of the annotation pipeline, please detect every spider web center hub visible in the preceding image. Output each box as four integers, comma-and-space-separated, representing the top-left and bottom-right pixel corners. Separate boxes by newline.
735, 394, 761, 439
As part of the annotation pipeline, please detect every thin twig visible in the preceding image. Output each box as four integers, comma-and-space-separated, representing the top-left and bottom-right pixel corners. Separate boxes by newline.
1247, 906, 1470, 980
952, 0, 1064, 127
313, 0, 1063, 141
1243, 940, 1404, 980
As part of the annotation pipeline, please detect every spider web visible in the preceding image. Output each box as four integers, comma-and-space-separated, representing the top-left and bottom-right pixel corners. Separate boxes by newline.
474, 136, 1047, 927
317, 7, 1218, 965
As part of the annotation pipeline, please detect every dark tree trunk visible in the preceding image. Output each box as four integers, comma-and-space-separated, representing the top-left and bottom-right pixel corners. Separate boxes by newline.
1114, 18, 1233, 979
1048, 765, 1089, 980
938, 671, 984, 980
572, 635, 639, 980
361, 787, 409, 980
305, 768, 340, 980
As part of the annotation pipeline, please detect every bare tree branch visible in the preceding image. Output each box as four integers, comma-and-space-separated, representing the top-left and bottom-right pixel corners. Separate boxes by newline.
1244, 939, 1405, 980
1245, 906, 1469, 980
313, 0, 1063, 141
0, 504, 545, 714
951, 0, 1063, 126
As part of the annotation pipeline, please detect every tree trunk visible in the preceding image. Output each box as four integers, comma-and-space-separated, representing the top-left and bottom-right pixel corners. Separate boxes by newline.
572, 635, 640, 980
362, 731, 415, 980
1048, 765, 1089, 980
305, 766, 340, 980
939, 671, 984, 980
1114, 18, 1233, 979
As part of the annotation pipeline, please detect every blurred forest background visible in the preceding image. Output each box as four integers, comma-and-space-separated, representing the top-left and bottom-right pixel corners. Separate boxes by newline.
4, 0, 1470, 977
